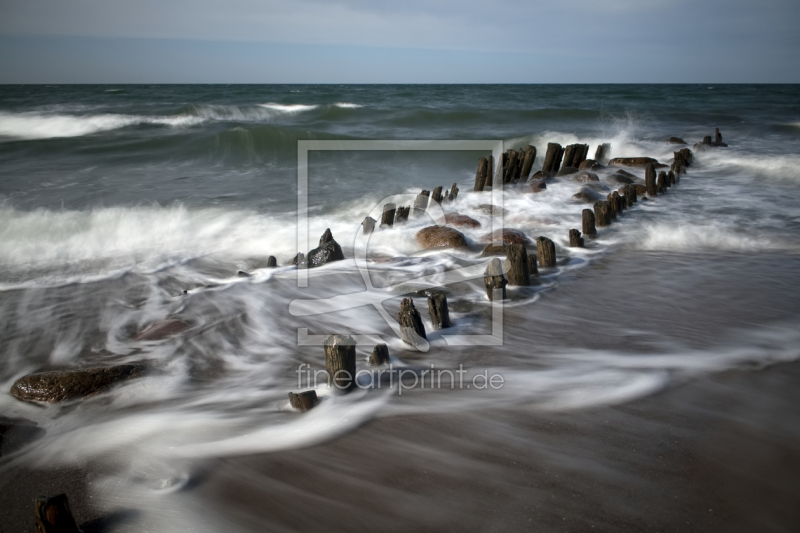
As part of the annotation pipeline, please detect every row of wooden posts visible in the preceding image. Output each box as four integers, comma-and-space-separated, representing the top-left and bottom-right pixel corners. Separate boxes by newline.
289, 141, 695, 412
363, 182, 461, 232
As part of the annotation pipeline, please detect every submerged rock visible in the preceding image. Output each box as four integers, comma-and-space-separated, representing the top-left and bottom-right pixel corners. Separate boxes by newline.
307, 228, 345, 268
572, 187, 606, 203
475, 204, 506, 217
668, 137, 687, 144
523, 180, 547, 193
578, 159, 604, 171
569, 171, 599, 183
416, 226, 469, 249
608, 157, 668, 169
444, 213, 481, 228
480, 228, 531, 246
135, 319, 191, 341
10, 364, 147, 404
556, 166, 579, 177
0, 417, 45, 456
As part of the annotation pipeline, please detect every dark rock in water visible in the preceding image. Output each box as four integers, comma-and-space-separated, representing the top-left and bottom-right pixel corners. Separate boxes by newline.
572, 187, 605, 203
556, 166, 579, 177
427, 292, 453, 330
35, 493, 82, 533
613, 168, 638, 179
634, 184, 647, 196
267, 256, 277, 267
504, 244, 531, 286
324, 334, 356, 392
528, 170, 547, 182
10, 364, 147, 404
288, 391, 317, 412
307, 229, 345, 268
480, 228, 531, 246
570, 171, 599, 183
369, 344, 390, 366
578, 159, 604, 171
135, 319, 191, 341
444, 213, 481, 228
536, 237, 557, 268
608, 157, 667, 169
478, 243, 509, 257
607, 173, 635, 185
416, 226, 468, 249
237, 270, 250, 277
584, 182, 610, 192
398, 298, 427, 346
395, 206, 410, 223
483, 258, 507, 300
476, 204, 506, 217
292, 252, 306, 267
523, 180, 547, 193
0, 416, 45, 456
668, 137, 687, 144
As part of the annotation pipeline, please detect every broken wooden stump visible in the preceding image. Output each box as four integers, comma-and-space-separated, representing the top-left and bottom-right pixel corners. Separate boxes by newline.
308, 228, 345, 268
484, 258, 507, 300
473, 157, 489, 191
398, 298, 427, 346
267, 255, 277, 267
449, 182, 459, 202
715, 127, 722, 144
645, 162, 658, 197
657, 171, 667, 193
369, 344, 390, 366
288, 391, 317, 412
381, 203, 396, 227
595, 143, 611, 163
427, 292, 453, 330
324, 334, 356, 392
593, 201, 611, 227
492, 151, 505, 188
504, 244, 531, 286
527, 254, 539, 278
536, 236, 556, 268
582, 208, 597, 236
520, 145, 537, 181
395, 206, 410, 223
503, 150, 520, 185
35, 493, 82, 533
563, 143, 589, 169
542, 142, 565, 177
668, 170, 677, 186
413, 190, 430, 216
431, 186, 444, 205
622, 184, 637, 207
569, 229, 584, 248
606, 193, 618, 220
362, 216, 376, 235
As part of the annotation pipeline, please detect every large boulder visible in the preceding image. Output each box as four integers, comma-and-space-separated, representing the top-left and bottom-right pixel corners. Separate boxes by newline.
135, 319, 192, 341
480, 229, 531, 246
10, 364, 147, 404
608, 157, 667, 169
475, 204, 506, 217
416, 226, 469, 249
307, 228, 345, 268
607, 173, 635, 184
569, 171, 599, 183
572, 187, 606, 203
444, 213, 481, 228
523, 180, 547, 193
578, 159, 604, 171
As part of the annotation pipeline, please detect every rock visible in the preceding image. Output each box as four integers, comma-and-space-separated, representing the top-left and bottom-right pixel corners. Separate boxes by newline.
35, 494, 82, 533
288, 391, 317, 412
478, 244, 508, 257
556, 166, 579, 177
572, 187, 606, 203
528, 170, 547, 182
444, 213, 481, 228
480, 229, 531, 246
668, 137, 687, 144
536, 237, 557, 268
570, 171, 599, 183
398, 298, 427, 346
135, 319, 191, 341
369, 344, 390, 366
307, 229, 345, 268
483, 258, 507, 300
324, 334, 356, 392
607, 173, 635, 185
608, 157, 667, 169
578, 159, 604, 171
0, 416, 45, 456
476, 204, 506, 217
634, 184, 647, 196
416, 226, 469, 249
10, 364, 147, 403
523, 180, 547, 193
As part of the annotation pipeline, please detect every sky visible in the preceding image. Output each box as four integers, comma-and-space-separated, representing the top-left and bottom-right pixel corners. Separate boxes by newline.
0, 0, 798, 83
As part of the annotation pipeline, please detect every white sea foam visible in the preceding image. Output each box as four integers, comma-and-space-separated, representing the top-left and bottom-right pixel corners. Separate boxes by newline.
334, 102, 363, 108
258, 103, 319, 113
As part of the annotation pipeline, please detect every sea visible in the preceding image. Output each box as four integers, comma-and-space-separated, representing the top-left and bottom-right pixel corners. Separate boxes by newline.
1, 84, 800, 531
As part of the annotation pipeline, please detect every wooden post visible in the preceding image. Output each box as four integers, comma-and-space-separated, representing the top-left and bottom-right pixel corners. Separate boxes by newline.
427, 292, 453, 330
381, 203, 396, 227
324, 334, 356, 392
537, 237, 556, 268
542, 142, 564, 177
484, 258, 507, 300
504, 244, 530, 286
715, 128, 722, 144
703, 135, 712, 145
362, 216, 376, 235
582, 208, 597, 235
569, 229, 584, 247
606, 193, 618, 220
288, 391, 317, 412
594, 201, 611, 227
398, 298, 427, 346
668, 170, 676, 187
34, 494, 81, 533
527, 254, 539, 278
487, 155, 494, 187
473, 157, 488, 191
657, 171, 667, 193
369, 344, 390, 366
622, 185, 636, 207
503, 150, 519, 185
519, 145, 537, 181
431, 186, 444, 205
595, 142, 611, 163
395, 206, 409, 223
449, 182, 459, 202
645, 162, 658, 197
267, 255, 277, 267
413, 191, 429, 217
563, 143, 589, 168
492, 151, 505, 189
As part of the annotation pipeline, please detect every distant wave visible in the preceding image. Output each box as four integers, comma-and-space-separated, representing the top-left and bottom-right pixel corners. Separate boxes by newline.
0, 111, 204, 140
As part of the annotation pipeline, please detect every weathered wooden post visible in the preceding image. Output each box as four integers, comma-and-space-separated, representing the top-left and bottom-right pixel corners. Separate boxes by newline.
484, 258, 507, 300
715, 128, 722, 144
520, 145, 537, 181
527, 254, 539, 278
431, 186, 444, 205
582, 208, 597, 236
288, 391, 317, 412
563, 143, 589, 168
35, 494, 82, 533
595, 143, 611, 163
473, 157, 489, 191
645, 162, 658, 197
413, 190, 430, 217
593, 201, 610, 227
622, 184, 636, 207
504, 243, 531, 286
703, 135, 712, 145
324, 334, 356, 392
492, 152, 506, 189
668, 170, 676, 186
381, 203, 396, 227
398, 298, 427, 346
427, 292, 453, 330
606, 193, 618, 220
657, 171, 667, 193
395, 206, 410, 223
503, 150, 519, 185
369, 343, 390, 366
267, 255, 277, 267
449, 182, 459, 202
537, 236, 556, 268
569, 229, 584, 247
362, 216, 376, 235
542, 142, 565, 176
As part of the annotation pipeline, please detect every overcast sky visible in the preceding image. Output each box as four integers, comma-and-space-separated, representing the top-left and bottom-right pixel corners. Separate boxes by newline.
1, 0, 798, 83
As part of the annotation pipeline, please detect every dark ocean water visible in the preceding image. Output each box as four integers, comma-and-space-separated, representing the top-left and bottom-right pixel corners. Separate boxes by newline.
1, 84, 800, 531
